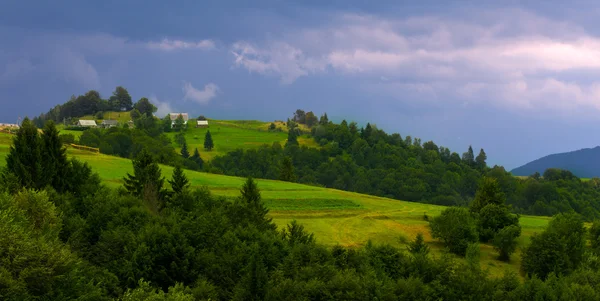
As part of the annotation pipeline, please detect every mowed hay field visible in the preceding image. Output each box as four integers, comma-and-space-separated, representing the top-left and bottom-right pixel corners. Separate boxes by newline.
0, 132, 550, 277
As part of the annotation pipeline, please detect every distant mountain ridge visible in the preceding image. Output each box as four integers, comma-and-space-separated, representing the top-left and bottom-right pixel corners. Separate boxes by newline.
511, 146, 600, 178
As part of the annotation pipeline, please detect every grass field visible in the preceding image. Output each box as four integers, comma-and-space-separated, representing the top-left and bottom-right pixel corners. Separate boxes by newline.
0, 131, 551, 277
166, 119, 316, 160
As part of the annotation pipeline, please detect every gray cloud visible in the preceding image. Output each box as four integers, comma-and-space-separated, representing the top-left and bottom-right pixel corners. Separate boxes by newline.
229, 8, 600, 116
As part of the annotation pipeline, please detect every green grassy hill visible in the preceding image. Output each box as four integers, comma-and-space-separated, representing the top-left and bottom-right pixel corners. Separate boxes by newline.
0, 131, 551, 277
57, 116, 318, 160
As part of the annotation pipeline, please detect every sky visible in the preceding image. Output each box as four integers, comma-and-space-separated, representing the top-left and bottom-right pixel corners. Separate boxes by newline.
1, 0, 600, 169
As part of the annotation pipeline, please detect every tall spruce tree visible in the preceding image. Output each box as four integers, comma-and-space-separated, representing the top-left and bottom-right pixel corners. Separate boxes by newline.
168, 165, 190, 194
204, 130, 214, 151
123, 150, 165, 205
180, 140, 190, 158
191, 148, 204, 168
237, 177, 276, 231
6, 118, 45, 189
41, 120, 69, 192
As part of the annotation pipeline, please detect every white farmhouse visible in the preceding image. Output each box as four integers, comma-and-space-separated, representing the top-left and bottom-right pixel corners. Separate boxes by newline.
77, 120, 97, 127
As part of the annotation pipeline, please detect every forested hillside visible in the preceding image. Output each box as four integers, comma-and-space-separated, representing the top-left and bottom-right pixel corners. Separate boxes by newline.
29, 88, 600, 221
212, 118, 600, 220
511, 146, 600, 178
3, 118, 600, 299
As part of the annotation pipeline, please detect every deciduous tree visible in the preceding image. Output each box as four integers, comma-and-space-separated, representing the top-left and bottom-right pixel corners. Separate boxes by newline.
429, 207, 478, 256
134, 97, 157, 117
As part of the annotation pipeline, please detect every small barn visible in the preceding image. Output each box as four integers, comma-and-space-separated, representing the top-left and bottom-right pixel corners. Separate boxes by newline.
101, 120, 118, 128
77, 120, 97, 127
169, 113, 189, 127
196, 120, 209, 128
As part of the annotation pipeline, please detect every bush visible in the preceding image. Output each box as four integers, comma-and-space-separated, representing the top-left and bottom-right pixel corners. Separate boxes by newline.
477, 204, 519, 242
492, 225, 521, 261
59, 133, 76, 145
429, 207, 478, 256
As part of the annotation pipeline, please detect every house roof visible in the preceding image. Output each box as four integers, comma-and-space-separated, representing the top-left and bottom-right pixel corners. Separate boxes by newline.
197, 120, 209, 125
78, 120, 97, 126
169, 113, 189, 121
102, 120, 118, 125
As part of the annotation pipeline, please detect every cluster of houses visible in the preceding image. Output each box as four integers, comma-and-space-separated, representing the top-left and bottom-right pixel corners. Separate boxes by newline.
0, 123, 20, 128
76, 113, 208, 129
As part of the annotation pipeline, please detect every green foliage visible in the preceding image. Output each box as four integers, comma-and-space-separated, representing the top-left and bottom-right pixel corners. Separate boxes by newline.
5, 118, 45, 190
0, 191, 113, 300
190, 148, 204, 169
134, 97, 157, 117
476, 148, 487, 170
477, 204, 520, 242
204, 130, 214, 151
180, 140, 190, 159
408, 233, 430, 256
130, 108, 141, 120
462, 145, 475, 166
110, 86, 133, 111
429, 207, 478, 256
123, 150, 165, 210
41, 120, 70, 193
121, 280, 194, 301
279, 156, 295, 182
470, 177, 506, 213
281, 220, 315, 246
492, 225, 521, 261
168, 166, 190, 195
59, 133, 76, 144
268, 123, 276, 131
522, 212, 586, 279
233, 177, 276, 231
590, 220, 600, 255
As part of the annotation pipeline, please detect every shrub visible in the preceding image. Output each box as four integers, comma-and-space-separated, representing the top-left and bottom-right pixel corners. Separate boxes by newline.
429, 207, 478, 256
492, 225, 521, 261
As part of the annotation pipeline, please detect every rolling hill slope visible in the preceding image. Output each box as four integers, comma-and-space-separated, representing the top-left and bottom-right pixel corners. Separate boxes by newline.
511, 146, 600, 178
0, 131, 551, 276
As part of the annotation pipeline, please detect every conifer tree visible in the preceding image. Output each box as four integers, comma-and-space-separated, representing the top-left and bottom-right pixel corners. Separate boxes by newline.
408, 233, 430, 255
6, 118, 45, 189
180, 140, 190, 158
123, 150, 165, 201
279, 156, 295, 182
462, 145, 475, 166
204, 130, 214, 151
168, 165, 190, 194
191, 148, 204, 168
238, 177, 276, 231
41, 120, 69, 192
476, 148, 487, 170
